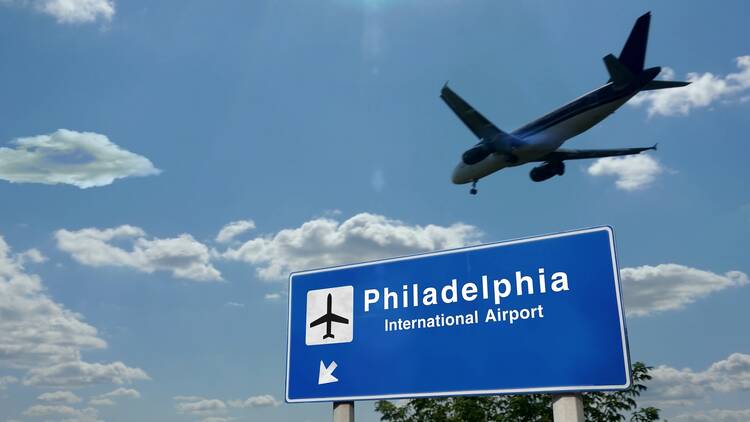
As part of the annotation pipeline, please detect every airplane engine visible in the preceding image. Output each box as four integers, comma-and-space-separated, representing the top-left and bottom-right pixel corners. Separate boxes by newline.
529, 161, 565, 182
462, 143, 494, 165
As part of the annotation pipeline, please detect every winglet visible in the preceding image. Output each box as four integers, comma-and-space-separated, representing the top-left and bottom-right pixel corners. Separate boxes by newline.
651, 143, 658, 151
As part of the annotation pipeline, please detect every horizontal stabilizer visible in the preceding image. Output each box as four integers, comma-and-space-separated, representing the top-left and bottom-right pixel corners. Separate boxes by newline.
604, 54, 634, 87
641, 80, 691, 91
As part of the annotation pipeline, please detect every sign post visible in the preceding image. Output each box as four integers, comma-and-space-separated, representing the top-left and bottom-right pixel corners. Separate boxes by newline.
553, 394, 585, 422
286, 226, 630, 418
333, 401, 354, 422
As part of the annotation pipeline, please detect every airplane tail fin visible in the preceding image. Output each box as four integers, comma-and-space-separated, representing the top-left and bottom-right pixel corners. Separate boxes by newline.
606, 12, 691, 90
323, 333, 334, 339
619, 12, 651, 74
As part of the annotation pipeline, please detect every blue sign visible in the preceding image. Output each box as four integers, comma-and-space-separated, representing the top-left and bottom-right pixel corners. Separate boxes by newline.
285, 227, 630, 402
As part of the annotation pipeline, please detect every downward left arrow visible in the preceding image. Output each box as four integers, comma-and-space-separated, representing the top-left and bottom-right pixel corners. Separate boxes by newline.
318, 360, 338, 385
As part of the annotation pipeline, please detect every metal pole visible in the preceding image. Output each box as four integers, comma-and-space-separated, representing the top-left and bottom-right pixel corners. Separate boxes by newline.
333, 401, 354, 422
552, 394, 584, 422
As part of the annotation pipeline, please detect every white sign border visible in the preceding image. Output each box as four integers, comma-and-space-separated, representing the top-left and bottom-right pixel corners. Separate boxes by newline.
285, 226, 631, 403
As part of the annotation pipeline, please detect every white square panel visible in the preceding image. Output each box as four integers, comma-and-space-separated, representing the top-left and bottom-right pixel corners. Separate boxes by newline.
305, 286, 354, 346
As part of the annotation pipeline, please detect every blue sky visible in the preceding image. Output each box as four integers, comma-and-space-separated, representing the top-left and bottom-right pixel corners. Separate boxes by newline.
0, 1, 749, 421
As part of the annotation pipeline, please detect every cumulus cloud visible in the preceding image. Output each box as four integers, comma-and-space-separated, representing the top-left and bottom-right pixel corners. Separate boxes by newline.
55, 226, 222, 282
587, 154, 663, 191
621, 264, 748, 317
2, 0, 114, 24
23, 404, 100, 421
99, 387, 140, 399
175, 398, 227, 415
671, 409, 750, 422
173, 394, 278, 420
630, 56, 750, 117
216, 220, 256, 244
37, 0, 114, 23
16, 248, 47, 265
646, 353, 750, 405
0, 234, 148, 387
0, 236, 105, 368
0, 129, 159, 189
228, 394, 280, 408
38, 390, 82, 404
88, 398, 115, 406
222, 213, 482, 281
24, 360, 149, 387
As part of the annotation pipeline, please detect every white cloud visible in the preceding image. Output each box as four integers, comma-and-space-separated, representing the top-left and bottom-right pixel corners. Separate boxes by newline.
24, 360, 149, 387
24, 404, 80, 416
23, 404, 100, 421
216, 220, 256, 244
88, 398, 114, 406
16, 248, 47, 265
55, 226, 222, 282
228, 394, 280, 408
646, 353, 750, 405
621, 264, 748, 317
174, 394, 278, 419
175, 398, 227, 415
587, 154, 663, 191
672, 409, 750, 422
95, 387, 140, 400
264, 293, 282, 301
222, 213, 482, 281
0, 129, 158, 189
630, 56, 750, 117
36, 0, 114, 23
0, 234, 110, 372
0, 236, 144, 388
100, 387, 140, 399
2, 0, 114, 24
38, 390, 82, 404
224, 302, 245, 308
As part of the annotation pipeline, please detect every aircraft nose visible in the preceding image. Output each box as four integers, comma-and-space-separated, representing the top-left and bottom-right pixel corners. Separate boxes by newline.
451, 163, 468, 184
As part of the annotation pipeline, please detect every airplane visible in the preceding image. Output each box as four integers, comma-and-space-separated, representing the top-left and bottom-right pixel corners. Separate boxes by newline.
309, 293, 349, 339
442, 12, 689, 195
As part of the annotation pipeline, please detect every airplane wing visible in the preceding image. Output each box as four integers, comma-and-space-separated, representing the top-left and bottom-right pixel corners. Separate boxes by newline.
535, 145, 656, 162
329, 314, 349, 324
309, 315, 328, 328
440, 84, 504, 140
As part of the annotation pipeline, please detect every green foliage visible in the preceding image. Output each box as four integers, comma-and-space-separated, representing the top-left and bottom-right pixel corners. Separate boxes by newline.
375, 362, 661, 422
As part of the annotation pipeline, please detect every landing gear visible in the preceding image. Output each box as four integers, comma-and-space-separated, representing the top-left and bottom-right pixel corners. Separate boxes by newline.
470, 180, 478, 195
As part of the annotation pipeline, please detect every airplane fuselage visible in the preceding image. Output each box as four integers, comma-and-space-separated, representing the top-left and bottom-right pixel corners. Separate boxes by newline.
451, 80, 645, 184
